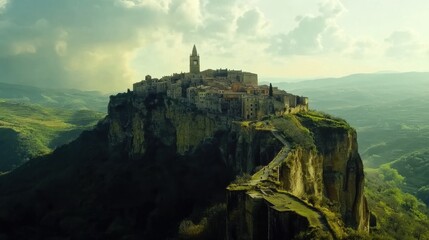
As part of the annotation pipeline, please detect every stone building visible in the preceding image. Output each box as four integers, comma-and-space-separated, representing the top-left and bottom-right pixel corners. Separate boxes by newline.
132, 45, 309, 120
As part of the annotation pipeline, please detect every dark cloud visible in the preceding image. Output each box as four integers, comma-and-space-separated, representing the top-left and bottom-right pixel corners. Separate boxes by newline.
0, 0, 165, 91
0, 0, 261, 92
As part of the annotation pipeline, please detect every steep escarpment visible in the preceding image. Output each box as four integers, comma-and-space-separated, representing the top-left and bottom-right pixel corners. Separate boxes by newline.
298, 113, 369, 231
226, 112, 369, 239
0, 93, 368, 239
107, 93, 281, 174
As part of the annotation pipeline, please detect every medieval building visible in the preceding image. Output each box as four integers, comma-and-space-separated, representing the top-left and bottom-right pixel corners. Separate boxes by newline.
132, 45, 308, 120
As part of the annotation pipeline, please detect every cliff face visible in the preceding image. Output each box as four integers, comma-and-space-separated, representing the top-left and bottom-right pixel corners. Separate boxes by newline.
0, 93, 368, 239
107, 93, 369, 237
107, 94, 281, 174
226, 113, 369, 239
277, 129, 368, 231
108, 94, 225, 157
299, 114, 369, 232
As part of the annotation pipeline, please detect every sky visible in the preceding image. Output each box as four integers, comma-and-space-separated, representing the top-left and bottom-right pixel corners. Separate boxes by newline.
0, 0, 428, 92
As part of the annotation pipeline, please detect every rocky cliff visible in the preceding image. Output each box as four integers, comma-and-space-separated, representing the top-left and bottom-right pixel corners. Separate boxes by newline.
226, 113, 369, 239
0, 92, 369, 239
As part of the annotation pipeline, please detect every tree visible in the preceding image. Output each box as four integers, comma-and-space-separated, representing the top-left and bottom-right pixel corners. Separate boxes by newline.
269, 83, 273, 97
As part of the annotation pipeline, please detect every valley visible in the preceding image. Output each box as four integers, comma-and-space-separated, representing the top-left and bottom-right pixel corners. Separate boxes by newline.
0, 82, 107, 171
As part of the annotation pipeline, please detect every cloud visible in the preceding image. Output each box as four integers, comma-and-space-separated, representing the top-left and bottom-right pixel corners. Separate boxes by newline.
169, 0, 202, 29
0, 0, 267, 92
198, 0, 241, 38
236, 8, 267, 36
0, 0, 8, 11
268, 0, 349, 56
117, 0, 171, 12
5, 0, 426, 92
345, 38, 379, 59
0, 0, 204, 92
385, 31, 424, 58
318, 0, 345, 17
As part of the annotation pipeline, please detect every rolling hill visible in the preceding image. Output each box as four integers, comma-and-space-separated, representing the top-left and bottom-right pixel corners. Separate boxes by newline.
0, 82, 108, 172
0, 82, 109, 112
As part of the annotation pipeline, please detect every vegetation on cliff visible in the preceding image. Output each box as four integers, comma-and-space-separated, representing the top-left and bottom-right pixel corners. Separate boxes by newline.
227, 109, 368, 239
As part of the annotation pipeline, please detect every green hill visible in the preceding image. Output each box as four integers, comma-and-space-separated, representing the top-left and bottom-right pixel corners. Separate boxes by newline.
391, 150, 429, 205
0, 82, 109, 172
0, 100, 106, 171
0, 81, 109, 112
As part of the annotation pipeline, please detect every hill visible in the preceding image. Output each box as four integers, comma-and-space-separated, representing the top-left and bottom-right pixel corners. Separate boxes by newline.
274, 72, 429, 168
0, 100, 106, 171
0, 82, 108, 112
0, 82, 108, 171
391, 150, 429, 205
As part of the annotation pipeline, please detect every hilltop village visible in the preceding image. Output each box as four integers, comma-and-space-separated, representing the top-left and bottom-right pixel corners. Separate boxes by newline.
133, 45, 308, 120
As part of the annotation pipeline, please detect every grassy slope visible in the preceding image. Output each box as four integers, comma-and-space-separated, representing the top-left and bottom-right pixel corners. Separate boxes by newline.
0, 81, 109, 171
0, 100, 106, 171
274, 72, 429, 239
365, 167, 429, 239
0, 82, 109, 112
390, 150, 429, 205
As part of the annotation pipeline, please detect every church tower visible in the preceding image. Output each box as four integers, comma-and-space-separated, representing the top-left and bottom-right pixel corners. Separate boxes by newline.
190, 44, 200, 74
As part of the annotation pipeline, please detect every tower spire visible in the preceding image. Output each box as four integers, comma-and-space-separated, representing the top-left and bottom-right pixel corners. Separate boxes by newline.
190, 44, 200, 73
192, 44, 198, 56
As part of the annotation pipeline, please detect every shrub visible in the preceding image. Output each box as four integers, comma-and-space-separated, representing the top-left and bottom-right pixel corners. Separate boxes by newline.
178, 204, 227, 240
178, 219, 206, 239
233, 173, 251, 184
293, 228, 333, 240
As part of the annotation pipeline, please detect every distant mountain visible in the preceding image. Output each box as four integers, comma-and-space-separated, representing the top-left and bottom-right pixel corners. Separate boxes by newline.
275, 72, 428, 110
0, 82, 109, 112
0, 82, 108, 171
275, 72, 429, 168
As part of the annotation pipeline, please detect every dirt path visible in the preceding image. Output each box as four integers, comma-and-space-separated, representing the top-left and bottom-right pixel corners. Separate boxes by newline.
251, 130, 289, 183
248, 129, 336, 237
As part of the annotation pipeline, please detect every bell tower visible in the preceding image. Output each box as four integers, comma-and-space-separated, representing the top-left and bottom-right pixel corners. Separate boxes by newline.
190, 44, 200, 74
